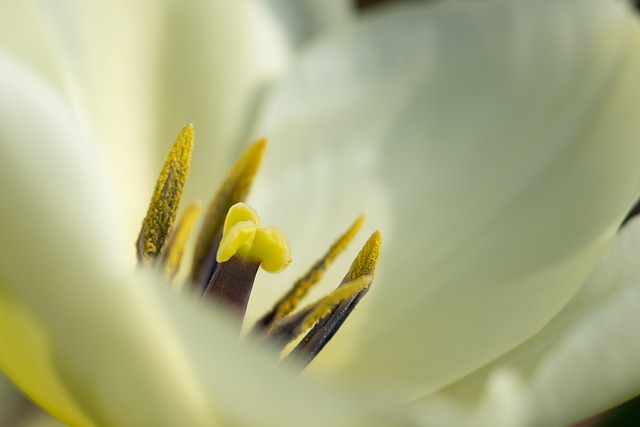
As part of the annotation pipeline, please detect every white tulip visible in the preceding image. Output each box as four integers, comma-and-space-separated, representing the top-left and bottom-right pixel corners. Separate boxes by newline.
1, 1, 640, 426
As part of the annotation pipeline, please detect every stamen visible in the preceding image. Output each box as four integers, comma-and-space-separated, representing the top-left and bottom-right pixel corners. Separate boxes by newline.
297, 276, 372, 338
136, 124, 194, 266
203, 203, 291, 323
191, 139, 266, 289
253, 215, 365, 335
159, 203, 202, 284
282, 231, 381, 370
343, 230, 381, 281
269, 276, 372, 349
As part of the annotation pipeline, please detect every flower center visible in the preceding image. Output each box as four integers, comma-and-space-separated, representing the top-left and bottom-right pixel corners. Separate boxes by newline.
135, 124, 381, 369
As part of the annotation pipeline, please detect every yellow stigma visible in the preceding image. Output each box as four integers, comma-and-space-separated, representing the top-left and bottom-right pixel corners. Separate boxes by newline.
216, 203, 291, 273
136, 124, 194, 266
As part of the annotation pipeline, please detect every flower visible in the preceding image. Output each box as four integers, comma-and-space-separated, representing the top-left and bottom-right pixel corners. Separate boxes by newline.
2, 1, 640, 426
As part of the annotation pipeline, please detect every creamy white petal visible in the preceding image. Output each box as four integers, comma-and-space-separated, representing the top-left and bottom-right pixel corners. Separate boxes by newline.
30, 0, 290, 241
0, 51, 127, 426
252, 0, 640, 395
3, 269, 397, 427
0, 52, 399, 427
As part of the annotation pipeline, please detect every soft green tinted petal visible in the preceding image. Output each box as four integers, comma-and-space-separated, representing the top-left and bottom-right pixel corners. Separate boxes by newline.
520, 221, 640, 426
252, 0, 640, 395
411, 369, 530, 427
431, 219, 640, 426
266, 0, 354, 49
0, 51, 400, 427
32, 0, 290, 241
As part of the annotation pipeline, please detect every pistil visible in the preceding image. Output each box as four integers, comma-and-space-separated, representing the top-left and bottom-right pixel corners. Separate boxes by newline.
203, 202, 291, 324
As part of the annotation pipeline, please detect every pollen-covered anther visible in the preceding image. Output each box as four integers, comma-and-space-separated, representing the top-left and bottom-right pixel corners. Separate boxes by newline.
253, 215, 365, 336
295, 275, 372, 341
203, 203, 291, 323
282, 230, 382, 370
159, 202, 202, 284
136, 124, 194, 267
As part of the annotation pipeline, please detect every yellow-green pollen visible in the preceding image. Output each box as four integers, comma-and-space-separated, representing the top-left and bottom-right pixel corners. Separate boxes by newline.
136, 124, 194, 266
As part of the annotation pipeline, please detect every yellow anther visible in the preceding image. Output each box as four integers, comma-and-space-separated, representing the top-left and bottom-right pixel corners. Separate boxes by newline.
192, 139, 267, 283
159, 203, 202, 283
276, 231, 382, 363
216, 203, 291, 273
299, 276, 372, 335
344, 230, 382, 282
136, 124, 194, 266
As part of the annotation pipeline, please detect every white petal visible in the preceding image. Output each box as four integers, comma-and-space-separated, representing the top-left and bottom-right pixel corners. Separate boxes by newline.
252, 0, 640, 395
0, 51, 126, 425
0, 52, 396, 427
30, 0, 290, 240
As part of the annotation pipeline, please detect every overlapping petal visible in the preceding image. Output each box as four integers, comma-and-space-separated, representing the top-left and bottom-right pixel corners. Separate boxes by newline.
521, 221, 640, 426
0, 50, 125, 426
434, 217, 640, 426
253, 0, 640, 396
